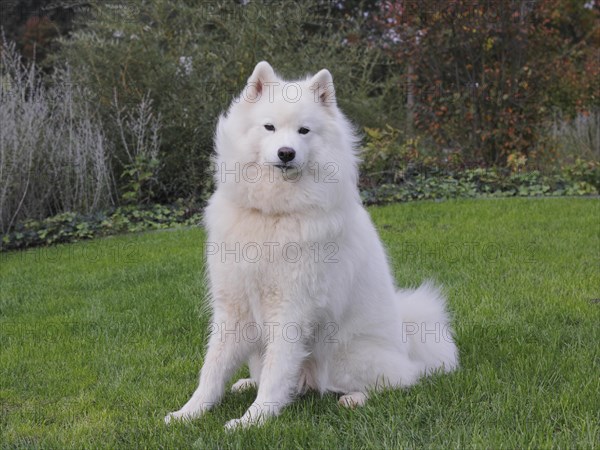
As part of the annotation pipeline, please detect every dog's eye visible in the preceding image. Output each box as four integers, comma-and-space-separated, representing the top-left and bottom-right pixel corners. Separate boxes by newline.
298, 127, 310, 135
264, 124, 275, 131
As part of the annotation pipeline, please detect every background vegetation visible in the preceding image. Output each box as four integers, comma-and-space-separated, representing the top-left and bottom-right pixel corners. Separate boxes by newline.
1, 0, 598, 246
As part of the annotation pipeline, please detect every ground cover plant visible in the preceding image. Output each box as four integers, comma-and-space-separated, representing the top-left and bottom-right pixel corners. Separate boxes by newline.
2, 163, 598, 252
1, 198, 598, 448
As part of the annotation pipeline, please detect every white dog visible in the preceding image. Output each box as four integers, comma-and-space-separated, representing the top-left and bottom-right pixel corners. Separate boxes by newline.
165, 62, 458, 429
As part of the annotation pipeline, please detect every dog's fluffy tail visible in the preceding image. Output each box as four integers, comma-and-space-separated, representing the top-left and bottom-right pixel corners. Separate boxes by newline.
395, 281, 459, 374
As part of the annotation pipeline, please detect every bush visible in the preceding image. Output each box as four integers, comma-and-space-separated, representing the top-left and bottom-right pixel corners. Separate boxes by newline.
360, 126, 429, 188
54, 0, 395, 202
372, 0, 599, 165
360, 167, 598, 206
112, 93, 162, 205
548, 110, 599, 162
1, 202, 203, 252
0, 38, 114, 234
359, 125, 599, 204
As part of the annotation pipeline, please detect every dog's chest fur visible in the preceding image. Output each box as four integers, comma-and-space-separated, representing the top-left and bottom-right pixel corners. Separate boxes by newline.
205, 195, 345, 322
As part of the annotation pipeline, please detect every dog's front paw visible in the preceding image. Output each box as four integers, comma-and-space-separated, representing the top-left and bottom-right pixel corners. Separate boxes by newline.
224, 417, 244, 431
224, 412, 266, 431
164, 411, 184, 425
164, 411, 179, 425
164, 410, 199, 425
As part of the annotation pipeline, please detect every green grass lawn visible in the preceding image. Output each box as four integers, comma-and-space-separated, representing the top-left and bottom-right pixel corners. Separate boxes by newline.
1, 198, 598, 449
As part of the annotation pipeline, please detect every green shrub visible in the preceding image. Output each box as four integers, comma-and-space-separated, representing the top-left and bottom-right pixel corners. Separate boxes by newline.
54, 0, 395, 203
359, 126, 599, 205
564, 159, 600, 191
1, 202, 203, 252
113, 94, 162, 204
360, 126, 410, 187
360, 167, 598, 206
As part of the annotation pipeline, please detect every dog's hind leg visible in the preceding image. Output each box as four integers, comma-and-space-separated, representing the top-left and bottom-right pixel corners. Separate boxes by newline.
231, 378, 256, 392
338, 392, 368, 408
231, 351, 261, 392
325, 338, 422, 409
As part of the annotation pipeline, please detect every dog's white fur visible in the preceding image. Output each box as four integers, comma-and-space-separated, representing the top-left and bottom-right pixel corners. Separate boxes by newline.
165, 62, 458, 429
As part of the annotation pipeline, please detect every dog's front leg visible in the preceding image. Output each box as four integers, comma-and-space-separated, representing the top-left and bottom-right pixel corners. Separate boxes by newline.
224, 320, 307, 429
165, 319, 247, 424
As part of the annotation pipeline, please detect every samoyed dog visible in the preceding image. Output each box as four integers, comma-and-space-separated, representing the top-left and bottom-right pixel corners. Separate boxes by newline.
165, 62, 458, 429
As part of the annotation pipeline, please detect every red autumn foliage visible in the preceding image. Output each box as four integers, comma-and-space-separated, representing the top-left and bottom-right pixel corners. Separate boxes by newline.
21, 16, 59, 61
373, 0, 599, 165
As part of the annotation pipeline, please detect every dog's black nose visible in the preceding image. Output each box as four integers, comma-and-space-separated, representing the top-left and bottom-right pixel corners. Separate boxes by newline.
277, 147, 296, 163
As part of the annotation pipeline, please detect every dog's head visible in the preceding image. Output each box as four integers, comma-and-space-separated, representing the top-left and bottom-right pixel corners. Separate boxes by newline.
213, 61, 359, 215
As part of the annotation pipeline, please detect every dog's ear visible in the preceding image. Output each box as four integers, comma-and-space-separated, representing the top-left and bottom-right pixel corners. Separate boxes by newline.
245, 61, 277, 102
310, 69, 335, 106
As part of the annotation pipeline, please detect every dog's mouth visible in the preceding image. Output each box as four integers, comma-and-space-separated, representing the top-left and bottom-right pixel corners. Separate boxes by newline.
269, 163, 301, 172
274, 164, 291, 170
